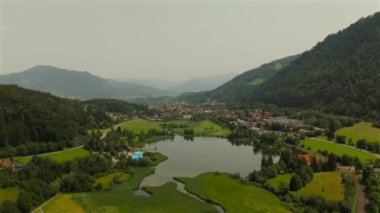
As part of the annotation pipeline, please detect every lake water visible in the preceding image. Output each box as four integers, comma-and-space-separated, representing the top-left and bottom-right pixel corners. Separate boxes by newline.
140, 135, 272, 187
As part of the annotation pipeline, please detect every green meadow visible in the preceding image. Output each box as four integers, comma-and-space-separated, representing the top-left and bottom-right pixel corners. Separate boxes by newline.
0, 187, 20, 205
267, 174, 293, 190
43, 153, 214, 213
335, 122, 380, 144
95, 172, 130, 190
14, 147, 90, 164
120, 119, 163, 134
292, 171, 344, 201
42, 194, 85, 213
299, 138, 377, 163
44, 168, 215, 213
172, 120, 230, 137
178, 173, 290, 213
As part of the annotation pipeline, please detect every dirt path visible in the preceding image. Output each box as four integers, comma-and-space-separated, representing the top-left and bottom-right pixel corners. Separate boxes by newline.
354, 176, 368, 213
32, 193, 61, 213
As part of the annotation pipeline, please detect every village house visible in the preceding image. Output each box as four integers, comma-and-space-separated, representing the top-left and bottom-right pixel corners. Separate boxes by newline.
0, 159, 11, 168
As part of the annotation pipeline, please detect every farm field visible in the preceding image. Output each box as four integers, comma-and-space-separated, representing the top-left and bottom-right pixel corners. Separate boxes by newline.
335, 122, 380, 144
42, 194, 85, 213
14, 147, 90, 164
0, 187, 19, 205
172, 120, 230, 137
299, 138, 377, 163
292, 171, 344, 201
120, 119, 163, 134
267, 174, 293, 190
178, 173, 290, 213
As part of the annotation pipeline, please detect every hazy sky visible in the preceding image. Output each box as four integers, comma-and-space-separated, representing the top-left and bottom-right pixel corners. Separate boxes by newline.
1, 0, 379, 80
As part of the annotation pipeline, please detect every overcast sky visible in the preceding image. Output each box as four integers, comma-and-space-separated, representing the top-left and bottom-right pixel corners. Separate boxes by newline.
0, 0, 379, 80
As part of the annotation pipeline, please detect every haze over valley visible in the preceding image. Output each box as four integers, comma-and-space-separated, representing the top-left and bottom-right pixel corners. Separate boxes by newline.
1, 1, 380, 213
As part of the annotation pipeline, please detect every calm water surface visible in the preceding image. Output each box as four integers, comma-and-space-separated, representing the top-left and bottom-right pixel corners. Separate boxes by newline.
140, 135, 275, 187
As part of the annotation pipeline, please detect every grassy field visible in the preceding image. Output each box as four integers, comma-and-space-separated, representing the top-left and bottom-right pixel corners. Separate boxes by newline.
43, 153, 214, 213
299, 138, 377, 163
42, 194, 85, 213
71, 167, 215, 213
335, 122, 380, 144
178, 173, 290, 213
95, 172, 130, 190
267, 174, 293, 190
120, 119, 163, 134
292, 171, 344, 201
14, 147, 91, 164
172, 120, 230, 137
0, 187, 20, 205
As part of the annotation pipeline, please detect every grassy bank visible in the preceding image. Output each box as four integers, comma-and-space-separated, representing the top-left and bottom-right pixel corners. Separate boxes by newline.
14, 147, 90, 164
43, 152, 214, 213
95, 172, 130, 190
178, 172, 290, 213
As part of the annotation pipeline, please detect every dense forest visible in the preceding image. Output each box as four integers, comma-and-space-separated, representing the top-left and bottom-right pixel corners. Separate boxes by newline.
181, 12, 380, 118
0, 85, 97, 148
179, 54, 299, 104
255, 12, 380, 117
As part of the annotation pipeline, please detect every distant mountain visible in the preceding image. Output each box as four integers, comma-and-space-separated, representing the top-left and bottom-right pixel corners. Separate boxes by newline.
123, 79, 180, 90
0, 66, 171, 100
179, 55, 299, 104
167, 74, 236, 94
181, 12, 380, 117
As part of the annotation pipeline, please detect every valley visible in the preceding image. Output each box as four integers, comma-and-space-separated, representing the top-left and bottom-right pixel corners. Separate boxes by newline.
1, 5, 380, 213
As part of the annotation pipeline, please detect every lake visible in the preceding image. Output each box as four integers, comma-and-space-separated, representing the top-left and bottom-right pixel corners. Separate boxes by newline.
140, 135, 274, 187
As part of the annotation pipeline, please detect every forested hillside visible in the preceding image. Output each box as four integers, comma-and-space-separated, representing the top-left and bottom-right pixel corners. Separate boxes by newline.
179, 55, 298, 104
255, 12, 380, 117
0, 85, 100, 156
181, 12, 380, 118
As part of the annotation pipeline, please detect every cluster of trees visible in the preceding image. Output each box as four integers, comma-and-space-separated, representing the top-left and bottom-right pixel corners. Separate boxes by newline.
86, 127, 171, 153
183, 128, 194, 135
289, 166, 314, 191
362, 166, 380, 213
0, 155, 114, 213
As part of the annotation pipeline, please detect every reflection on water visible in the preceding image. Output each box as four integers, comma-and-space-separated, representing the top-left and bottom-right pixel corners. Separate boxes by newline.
140, 135, 277, 187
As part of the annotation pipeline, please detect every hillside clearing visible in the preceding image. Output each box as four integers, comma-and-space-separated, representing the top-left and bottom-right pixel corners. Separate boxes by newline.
14, 147, 90, 164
